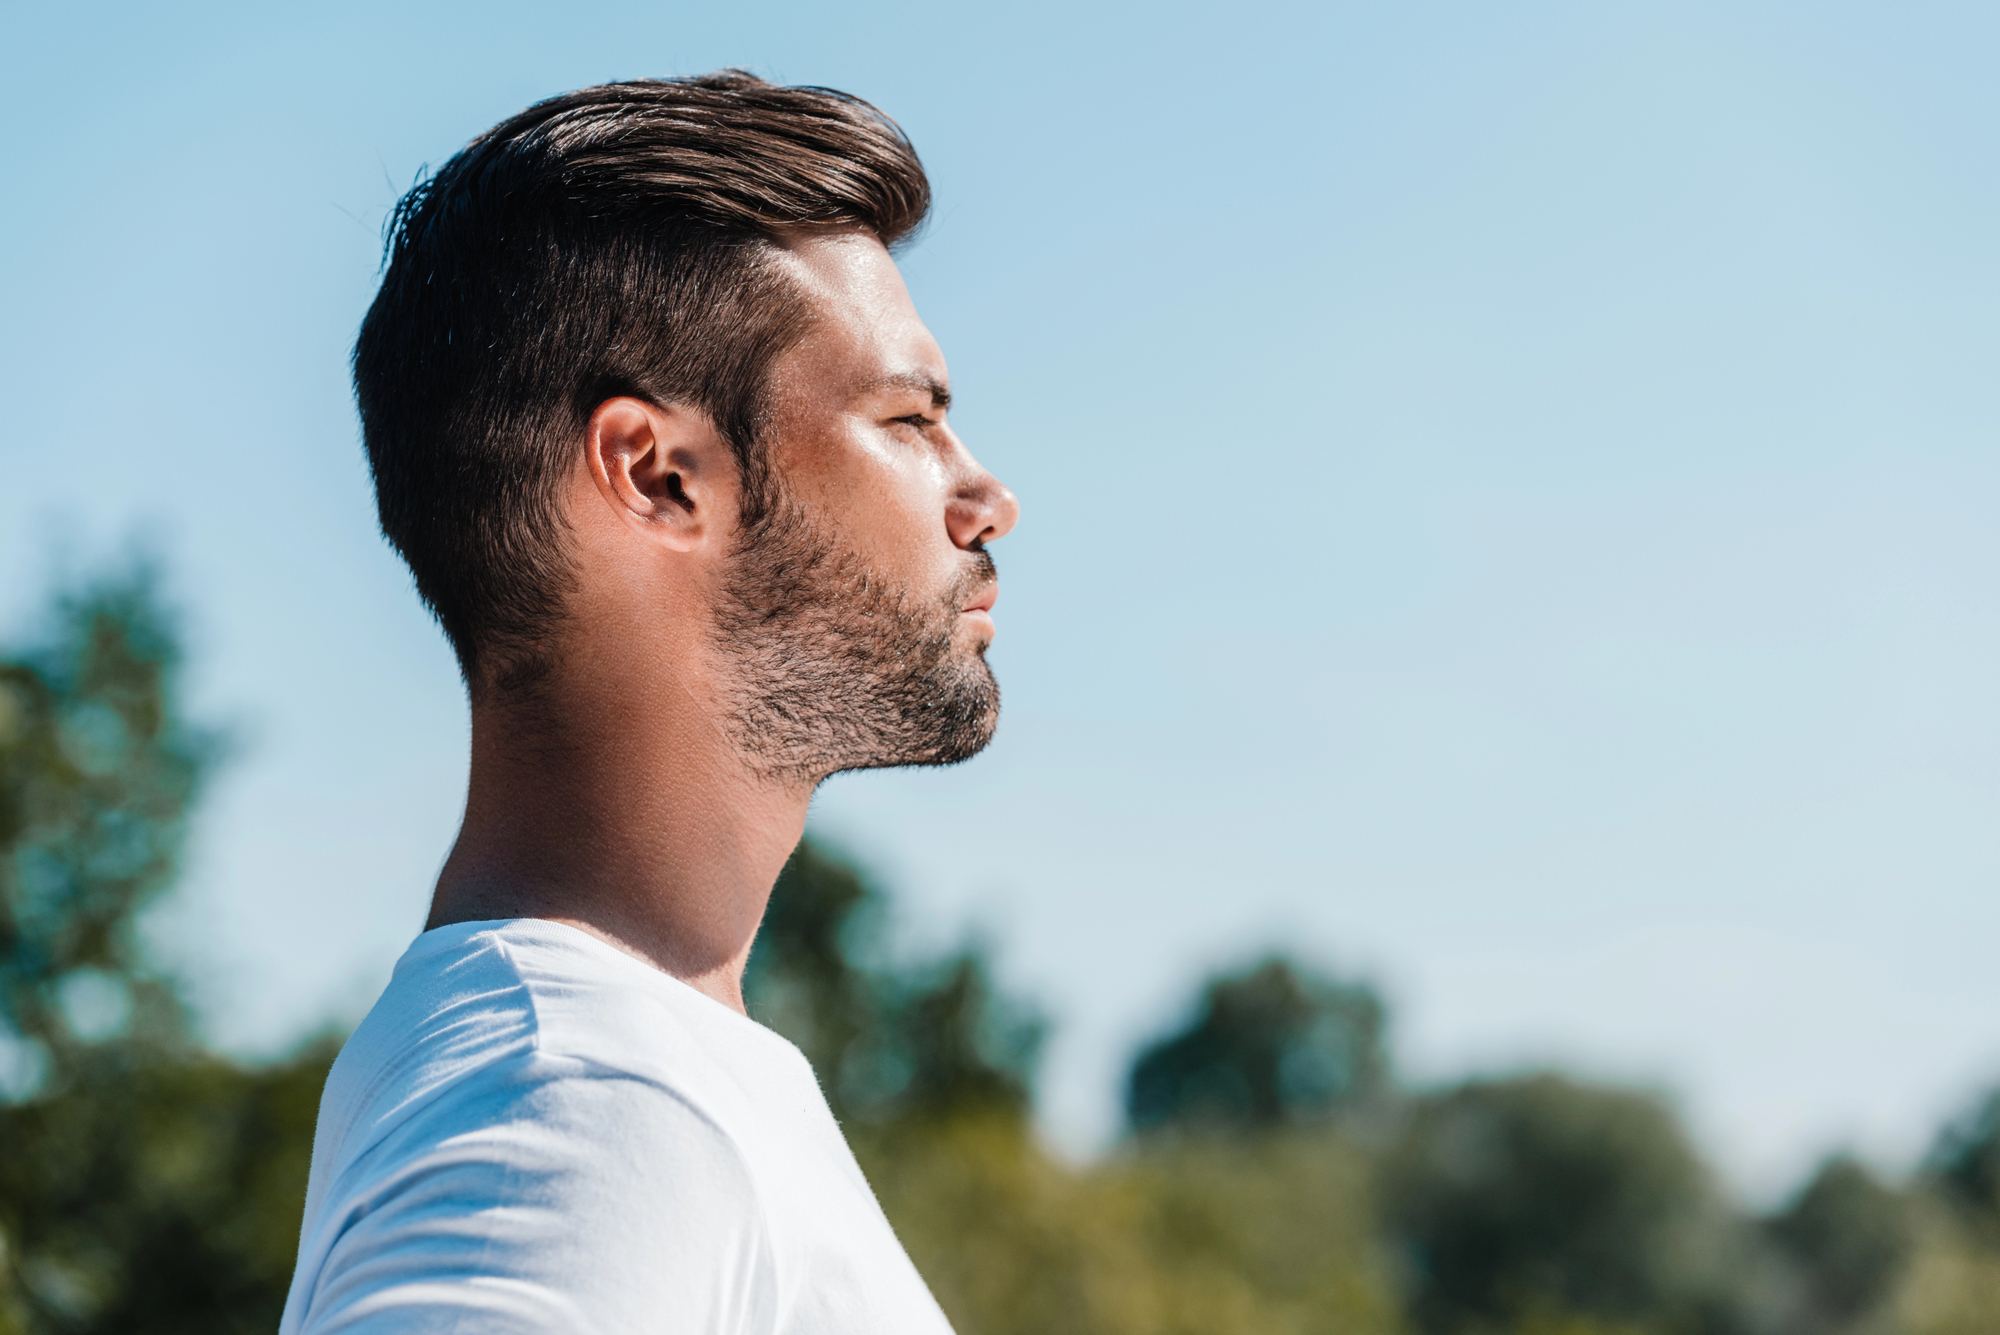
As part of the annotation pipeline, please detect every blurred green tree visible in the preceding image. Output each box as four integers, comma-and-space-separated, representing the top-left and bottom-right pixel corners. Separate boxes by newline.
741, 837, 880, 1095
1766, 1154, 1911, 1335
824, 938, 1409, 1334
864, 1115, 1407, 1335
0, 1039, 335, 1335
0, 562, 334, 1335
0, 564, 214, 1079
1124, 956, 1389, 1135
1927, 1085, 2000, 1221
1380, 1072, 1755, 1335
744, 835, 1043, 1124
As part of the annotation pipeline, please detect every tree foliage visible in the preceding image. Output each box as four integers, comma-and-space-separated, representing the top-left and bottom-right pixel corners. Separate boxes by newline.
864, 1117, 1404, 1335
1380, 1073, 1756, 1335
0, 1041, 335, 1335
1767, 1155, 1911, 1335
0, 564, 329, 1335
1124, 955, 1390, 1136
1928, 1085, 2000, 1221
0, 565, 214, 1077
745, 837, 1042, 1125
744, 847, 1407, 1333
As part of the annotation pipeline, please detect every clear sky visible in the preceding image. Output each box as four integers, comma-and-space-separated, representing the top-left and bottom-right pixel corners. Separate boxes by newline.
3, 0, 1996, 1201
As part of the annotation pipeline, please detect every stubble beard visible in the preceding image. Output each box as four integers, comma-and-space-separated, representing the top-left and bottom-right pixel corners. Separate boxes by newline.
713, 496, 1001, 786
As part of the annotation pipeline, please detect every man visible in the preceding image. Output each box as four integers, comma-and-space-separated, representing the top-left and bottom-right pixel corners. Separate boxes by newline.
281, 72, 1017, 1334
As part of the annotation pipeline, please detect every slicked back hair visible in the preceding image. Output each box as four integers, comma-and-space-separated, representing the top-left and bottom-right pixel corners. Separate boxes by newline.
354, 72, 931, 696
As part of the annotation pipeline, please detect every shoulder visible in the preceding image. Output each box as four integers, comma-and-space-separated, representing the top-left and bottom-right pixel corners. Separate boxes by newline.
319, 919, 807, 1148
288, 921, 794, 1334
293, 1069, 780, 1335
313, 919, 809, 1183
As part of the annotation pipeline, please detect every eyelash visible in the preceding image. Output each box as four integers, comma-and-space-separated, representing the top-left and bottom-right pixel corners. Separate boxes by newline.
894, 414, 936, 431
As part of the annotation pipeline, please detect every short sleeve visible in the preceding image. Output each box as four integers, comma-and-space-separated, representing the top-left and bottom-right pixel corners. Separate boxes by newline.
291, 1058, 779, 1335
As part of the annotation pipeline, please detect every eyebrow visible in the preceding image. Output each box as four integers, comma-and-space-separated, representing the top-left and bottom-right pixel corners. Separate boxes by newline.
860, 371, 951, 412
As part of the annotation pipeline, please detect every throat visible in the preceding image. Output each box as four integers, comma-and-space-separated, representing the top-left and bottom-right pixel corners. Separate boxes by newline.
430, 693, 813, 1010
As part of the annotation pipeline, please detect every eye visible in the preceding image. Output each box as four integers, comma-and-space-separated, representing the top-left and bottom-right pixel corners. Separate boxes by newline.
892, 413, 937, 431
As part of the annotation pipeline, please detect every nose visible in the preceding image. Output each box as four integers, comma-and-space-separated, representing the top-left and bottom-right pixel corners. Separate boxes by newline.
947, 448, 1020, 551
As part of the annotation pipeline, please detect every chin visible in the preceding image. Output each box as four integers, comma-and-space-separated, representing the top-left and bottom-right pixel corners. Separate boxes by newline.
911, 664, 1001, 768
835, 660, 1000, 776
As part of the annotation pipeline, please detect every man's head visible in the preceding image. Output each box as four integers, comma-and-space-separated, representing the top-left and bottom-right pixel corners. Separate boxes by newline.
357, 73, 1017, 782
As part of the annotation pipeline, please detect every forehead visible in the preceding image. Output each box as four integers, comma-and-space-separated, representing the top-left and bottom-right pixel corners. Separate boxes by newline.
767, 230, 945, 395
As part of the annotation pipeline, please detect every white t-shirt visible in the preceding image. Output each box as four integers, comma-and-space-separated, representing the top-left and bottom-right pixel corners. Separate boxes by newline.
280, 918, 954, 1335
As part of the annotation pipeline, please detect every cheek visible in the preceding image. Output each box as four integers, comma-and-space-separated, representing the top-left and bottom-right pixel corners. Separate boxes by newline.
805, 432, 955, 578
863, 456, 956, 581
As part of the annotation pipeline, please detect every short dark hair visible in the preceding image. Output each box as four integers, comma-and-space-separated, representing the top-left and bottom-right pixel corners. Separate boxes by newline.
354, 72, 930, 693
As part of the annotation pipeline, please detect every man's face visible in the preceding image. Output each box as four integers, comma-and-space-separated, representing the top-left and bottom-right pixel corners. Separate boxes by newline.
713, 230, 1020, 782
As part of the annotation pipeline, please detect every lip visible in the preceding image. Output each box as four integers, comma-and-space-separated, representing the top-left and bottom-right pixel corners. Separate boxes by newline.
961, 584, 998, 615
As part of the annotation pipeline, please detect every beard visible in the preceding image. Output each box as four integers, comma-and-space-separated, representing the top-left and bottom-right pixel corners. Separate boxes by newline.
712, 495, 1001, 785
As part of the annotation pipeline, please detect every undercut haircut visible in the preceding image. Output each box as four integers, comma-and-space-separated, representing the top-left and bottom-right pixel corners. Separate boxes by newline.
354, 72, 931, 694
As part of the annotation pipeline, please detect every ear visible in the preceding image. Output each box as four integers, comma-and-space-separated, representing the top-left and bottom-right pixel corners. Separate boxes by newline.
583, 397, 734, 552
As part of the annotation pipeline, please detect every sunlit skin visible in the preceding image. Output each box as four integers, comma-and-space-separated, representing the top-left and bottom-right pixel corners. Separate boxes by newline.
427, 230, 1019, 1013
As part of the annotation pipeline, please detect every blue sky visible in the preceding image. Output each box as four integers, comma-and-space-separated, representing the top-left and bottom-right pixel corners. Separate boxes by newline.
4, 0, 1997, 1200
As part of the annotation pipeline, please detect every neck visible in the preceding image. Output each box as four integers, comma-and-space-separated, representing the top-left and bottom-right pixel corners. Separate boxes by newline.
428, 669, 813, 1014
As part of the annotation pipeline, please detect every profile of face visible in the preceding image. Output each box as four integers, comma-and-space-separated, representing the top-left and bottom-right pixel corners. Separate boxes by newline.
713, 232, 1020, 783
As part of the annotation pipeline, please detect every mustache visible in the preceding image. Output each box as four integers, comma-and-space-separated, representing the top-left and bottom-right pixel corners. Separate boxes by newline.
947, 549, 998, 605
